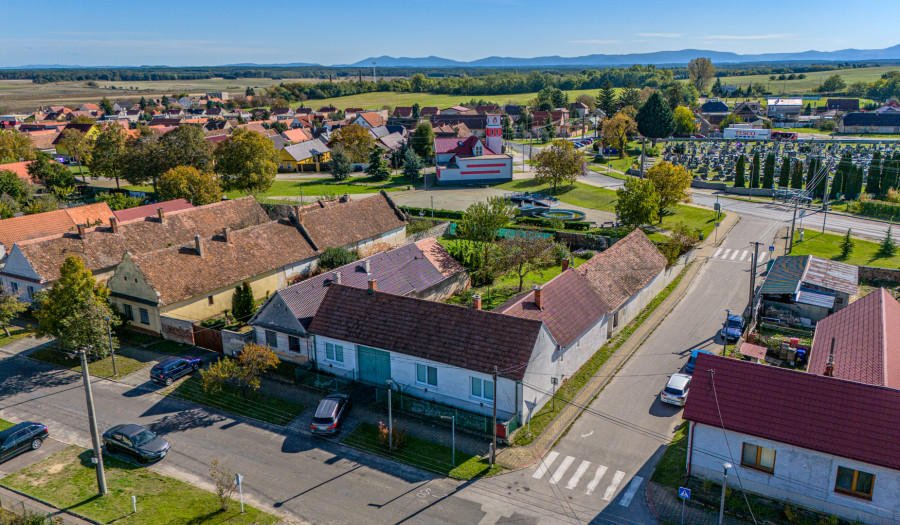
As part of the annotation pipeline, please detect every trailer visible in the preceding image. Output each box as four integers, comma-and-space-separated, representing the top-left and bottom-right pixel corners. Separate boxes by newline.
723, 127, 771, 140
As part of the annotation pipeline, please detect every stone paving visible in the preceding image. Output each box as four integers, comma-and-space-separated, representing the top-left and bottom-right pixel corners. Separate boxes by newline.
645, 481, 752, 525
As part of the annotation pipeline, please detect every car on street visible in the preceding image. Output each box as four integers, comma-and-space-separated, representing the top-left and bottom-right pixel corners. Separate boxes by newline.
0, 422, 49, 463
103, 424, 169, 463
685, 349, 714, 373
660, 373, 692, 407
310, 394, 351, 435
721, 314, 745, 342
150, 356, 202, 386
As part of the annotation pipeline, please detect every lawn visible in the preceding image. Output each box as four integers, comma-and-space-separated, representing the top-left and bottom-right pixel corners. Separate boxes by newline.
1, 445, 278, 525
660, 204, 719, 238
0, 418, 12, 431
342, 422, 500, 480
789, 230, 900, 269
649, 421, 688, 488
513, 264, 690, 446
0, 326, 33, 347
162, 376, 305, 426
28, 347, 146, 379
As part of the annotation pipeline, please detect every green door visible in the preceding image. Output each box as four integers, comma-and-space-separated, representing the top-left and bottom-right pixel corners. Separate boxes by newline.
357, 345, 391, 385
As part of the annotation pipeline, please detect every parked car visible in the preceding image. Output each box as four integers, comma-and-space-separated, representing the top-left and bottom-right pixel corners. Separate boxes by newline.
0, 422, 49, 463
720, 314, 745, 342
102, 424, 169, 463
685, 350, 714, 374
150, 356, 202, 386
310, 394, 351, 435
660, 374, 692, 407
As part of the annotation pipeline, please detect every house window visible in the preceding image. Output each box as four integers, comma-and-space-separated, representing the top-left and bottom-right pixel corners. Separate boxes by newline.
26, 286, 34, 299
835, 466, 875, 499
11, 282, 17, 293
741, 443, 776, 473
471, 377, 494, 402
139, 308, 149, 325
208, 296, 214, 305
265, 330, 278, 348
416, 364, 437, 387
288, 336, 301, 353
123, 304, 134, 321
325, 342, 344, 363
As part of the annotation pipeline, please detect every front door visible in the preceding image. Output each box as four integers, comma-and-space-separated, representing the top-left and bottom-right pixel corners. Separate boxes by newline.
357, 345, 391, 385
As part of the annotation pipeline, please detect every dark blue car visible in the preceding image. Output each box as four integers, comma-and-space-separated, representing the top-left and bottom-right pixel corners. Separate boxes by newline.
721, 314, 745, 342
150, 356, 202, 386
686, 350, 713, 374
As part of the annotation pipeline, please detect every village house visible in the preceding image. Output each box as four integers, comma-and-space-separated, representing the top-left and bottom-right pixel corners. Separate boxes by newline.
839, 112, 900, 134
0, 202, 113, 266
352, 111, 387, 130
767, 98, 803, 120
759, 255, 858, 326
826, 98, 860, 112
433, 133, 512, 185
279, 138, 331, 171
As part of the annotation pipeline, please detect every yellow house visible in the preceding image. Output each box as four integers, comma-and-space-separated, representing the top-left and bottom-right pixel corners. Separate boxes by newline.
51, 122, 100, 159
280, 138, 331, 172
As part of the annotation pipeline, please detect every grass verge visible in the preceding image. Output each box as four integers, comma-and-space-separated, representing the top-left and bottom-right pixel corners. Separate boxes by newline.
513, 263, 691, 446
342, 422, 501, 480
650, 422, 688, 488
28, 347, 145, 379
162, 376, 305, 426
0, 418, 12, 431
788, 230, 900, 269
0, 326, 33, 347
495, 179, 617, 211
1, 445, 278, 525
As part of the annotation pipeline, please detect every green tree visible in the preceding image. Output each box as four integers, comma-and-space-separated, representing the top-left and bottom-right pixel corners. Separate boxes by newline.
866, 152, 882, 195
23, 195, 58, 215
231, 282, 255, 322
329, 145, 353, 181
601, 112, 636, 159
615, 177, 659, 228
27, 152, 75, 193
0, 291, 26, 337
761, 153, 775, 189
818, 74, 846, 93
33, 256, 119, 358
120, 134, 166, 192
93, 192, 145, 211
878, 226, 896, 258
201, 343, 280, 397
99, 97, 114, 115
364, 148, 392, 181
159, 125, 214, 172
687, 57, 716, 93
0, 169, 31, 204
805, 156, 817, 190
89, 123, 127, 189
778, 156, 791, 187
328, 123, 374, 163
597, 80, 617, 117
158, 166, 222, 205
532, 140, 585, 194
457, 197, 516, 277
491, 233, 555, 292
839, 229, 854, 260
410, 121, 436, 161
719, 113, 743, 130
402, 148, 424, 182
0, 130, 36, 163
635, 92, 675, 144
663, 82, 698, 110
734, 155, 746, 188
412, 103, 420, 119
673, 106, 697, 136
830, 154, 851, 198
646, 161, 692, 222
58, 128, 93, 182
318, 246, 358, 271
271, 121, 288, 133
214, 127, 278, 194
791, 160, 804, 190
750, 151, 761, 188
618, 80, 641, 111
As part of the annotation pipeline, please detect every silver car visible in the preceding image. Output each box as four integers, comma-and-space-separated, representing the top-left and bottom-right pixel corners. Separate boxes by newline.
660, 373, 692, 407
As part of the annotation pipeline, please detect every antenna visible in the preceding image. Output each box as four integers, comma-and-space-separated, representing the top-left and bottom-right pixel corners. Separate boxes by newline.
372, 61, 377, 83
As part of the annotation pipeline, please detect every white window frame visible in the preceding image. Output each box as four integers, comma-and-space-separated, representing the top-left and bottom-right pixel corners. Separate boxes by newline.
470, 376, 494, 403
324, 342, 344, 364
416, 363, 438, 387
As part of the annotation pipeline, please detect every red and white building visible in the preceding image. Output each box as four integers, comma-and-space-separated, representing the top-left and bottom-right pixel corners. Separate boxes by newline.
433, 115, 512, 185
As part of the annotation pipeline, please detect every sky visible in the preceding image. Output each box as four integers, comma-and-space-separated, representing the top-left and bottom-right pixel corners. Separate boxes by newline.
0, 0, 897, 67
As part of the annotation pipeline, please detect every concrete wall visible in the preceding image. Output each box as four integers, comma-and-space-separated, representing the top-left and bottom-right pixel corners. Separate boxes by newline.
160, 315, 194, 344
690, 423, 900, 524
858, 265, 900, 284
405, 221, 452, 243
411, 270, 470, 302
519, 326, 567, 422
355, 227, 406, 258
253, 327, 311, 364
690, 180, 775, 196
222, 329, 253, 357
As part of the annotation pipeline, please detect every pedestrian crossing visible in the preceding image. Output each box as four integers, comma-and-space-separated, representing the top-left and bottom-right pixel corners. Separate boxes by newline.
710, 247, 769, 264
531, 452, 643, 506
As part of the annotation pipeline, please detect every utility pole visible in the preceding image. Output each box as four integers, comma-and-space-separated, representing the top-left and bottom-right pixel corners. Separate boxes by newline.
719, 462, 732, 525
386, 380, 395, 452
788, 198, 799, 254
490, 366, 498, 467
722, 309, 730, 355
79, 350, 107, 495
105, 318, 117, 377
640, 136, 646, 179
749, 242, 761, 324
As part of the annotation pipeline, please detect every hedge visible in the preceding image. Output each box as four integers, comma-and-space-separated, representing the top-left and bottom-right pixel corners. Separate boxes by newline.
400, 206, 464, 220
850, 200, 900, 220
517, 217, 591, 231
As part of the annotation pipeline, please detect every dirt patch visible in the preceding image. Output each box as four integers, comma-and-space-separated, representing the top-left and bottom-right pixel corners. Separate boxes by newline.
46, 462, 66, 475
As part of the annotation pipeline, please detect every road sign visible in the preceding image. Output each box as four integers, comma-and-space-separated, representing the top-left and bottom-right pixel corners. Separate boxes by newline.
769, 245, 775, 252
235, 473, 244, 485
678, 487, 691, 500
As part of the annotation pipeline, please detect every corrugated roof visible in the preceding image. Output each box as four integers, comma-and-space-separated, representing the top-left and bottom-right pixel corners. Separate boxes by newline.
759, 255, 807, 295
684, 353, 900, 472
804, 256, 858, 296
795, 288, 836, 308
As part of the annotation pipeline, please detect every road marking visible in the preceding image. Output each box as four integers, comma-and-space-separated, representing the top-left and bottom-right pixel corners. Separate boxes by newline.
713, 248, 723, 258
618, 476, 643, 507
739, 250, 749, 261
566, 460, 591, 490
532, 451, 559, 479
720, 249, 732, 260
585, 465, 608, 495
580, 431, 593, 438
730, 250, 739, 260
549, 455, 575, 484
758, 252, 768, 264
603, 470, 626, 501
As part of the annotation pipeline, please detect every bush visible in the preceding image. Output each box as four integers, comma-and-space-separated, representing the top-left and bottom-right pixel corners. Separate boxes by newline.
850, 199, 900, 220
407, 218, 438, 235
645, 146, 660, 157
378, 421, 407, 451
885, 188, 900, 204
94, 191, 146, 211
402, 206, 464, 220
593, 153, 607, 164
549, 242, 572, 265
318, 246, 358, 271
517, 217, 591, 231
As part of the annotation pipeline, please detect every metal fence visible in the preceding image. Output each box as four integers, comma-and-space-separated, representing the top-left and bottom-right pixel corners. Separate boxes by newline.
374, 387, 518, 438
294, 368, 354, 394
0, 490, 74, 524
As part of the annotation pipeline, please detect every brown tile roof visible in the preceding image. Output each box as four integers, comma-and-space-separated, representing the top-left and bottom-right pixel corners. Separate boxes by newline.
308, 285, 543, 380
27, 130, 61, 150
113, 199, 194, 223
7, 197, 269, 283
356, 112, 386, 128
128, 219, 319, 305
495, 268, 610, 348
0, 202, 113, 252
576, 229, 667, 311
236, 122, 277, 136
809, 288, 900, 388
298, 191, 406, 249
0, 161, 37, 183
684, 353, 900, 472
282, 128, 312, 143
416, 237, 465, 278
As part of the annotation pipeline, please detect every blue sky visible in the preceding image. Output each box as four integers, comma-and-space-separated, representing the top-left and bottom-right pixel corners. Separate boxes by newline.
0, 0, 896, 66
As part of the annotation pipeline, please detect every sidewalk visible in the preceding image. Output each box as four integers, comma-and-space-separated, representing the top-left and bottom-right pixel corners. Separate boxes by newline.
496, 210, 740, 470
645, 482, 752, 525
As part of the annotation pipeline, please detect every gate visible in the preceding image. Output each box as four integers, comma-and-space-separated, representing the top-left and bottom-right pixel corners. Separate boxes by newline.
192, 324, 223, 353
357, 345, 391, 385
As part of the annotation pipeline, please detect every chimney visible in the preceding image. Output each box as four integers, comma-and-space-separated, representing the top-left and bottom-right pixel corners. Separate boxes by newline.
109, 217, 118, 234
76, 224, 85, 237
333, 271, 341, 285
364, 259, 371, 274
222, 227, 230, 242
194, 234, 203, 257
472, 294, 482, 311
824, 337, 835, 377
368, 279, 377, 292
534, 285, 544, 309
157, 207, 165, 223
561, 257, 570, 271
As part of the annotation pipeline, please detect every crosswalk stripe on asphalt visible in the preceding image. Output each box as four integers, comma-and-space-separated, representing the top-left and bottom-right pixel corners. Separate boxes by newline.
566, 460, 591, 490
549, 455, 575, 484
618, 476, 643, 507
532, 451, 559, 479
585, 465, 607, 495
603, 471, 626, 501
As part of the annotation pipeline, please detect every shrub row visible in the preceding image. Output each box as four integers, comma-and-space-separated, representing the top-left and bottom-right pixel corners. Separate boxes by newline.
850, 200, 900, 220
517, 217, 591, 231
400, 206, 464, 220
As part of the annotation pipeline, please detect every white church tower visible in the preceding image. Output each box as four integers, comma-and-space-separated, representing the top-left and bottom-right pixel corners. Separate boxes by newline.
485, 114, 503, 154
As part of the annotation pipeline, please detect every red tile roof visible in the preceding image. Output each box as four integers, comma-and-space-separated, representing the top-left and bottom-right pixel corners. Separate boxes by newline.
576, 229, 667, 311
434, 136, 495, 156
282, 128, 312, 143
808, 288, 900, 388
0, 202, 113, 252
113, 199, 195, 223
0, 161, 37, 183
684, 353, 900, 472
356, 112, 385, 128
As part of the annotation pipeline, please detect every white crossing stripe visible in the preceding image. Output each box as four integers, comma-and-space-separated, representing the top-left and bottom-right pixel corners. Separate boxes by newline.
549, 455, 575, 484
603, 470, 626, 501
730, 249, 739, 260
585, 465, 608, 495
566, 460, 592, 490
618, 476, 644, 507
712, 247, 723, 258
532, 451, 559, 479
739, 250, 750, 261
721, 249, 732, 259
758, 252, 768, 264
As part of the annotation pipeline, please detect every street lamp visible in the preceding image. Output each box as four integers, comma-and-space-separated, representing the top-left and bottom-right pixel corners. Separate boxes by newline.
385, 379, 396, 452
440, 415, 456, 466
723, 309, 731, 356
718, 462, 733, 525
105, 317, 117, 377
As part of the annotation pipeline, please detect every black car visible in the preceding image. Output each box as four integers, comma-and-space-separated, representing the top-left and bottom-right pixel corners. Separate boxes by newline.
150, 356, 202, 385
103, 424, 170, 463
0, 422, 49, 463
310, 394, 351, 435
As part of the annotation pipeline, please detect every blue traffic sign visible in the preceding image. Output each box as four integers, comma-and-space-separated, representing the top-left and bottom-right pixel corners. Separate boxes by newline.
768, 245, 775, 252
678, 487, 691, 500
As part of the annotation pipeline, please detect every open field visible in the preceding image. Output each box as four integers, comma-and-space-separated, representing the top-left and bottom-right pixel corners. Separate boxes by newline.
714, 65, 898, 95
286, 88, 607, 110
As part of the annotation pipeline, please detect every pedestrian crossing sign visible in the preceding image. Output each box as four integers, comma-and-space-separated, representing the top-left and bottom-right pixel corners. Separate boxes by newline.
678, 487, 691, 500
